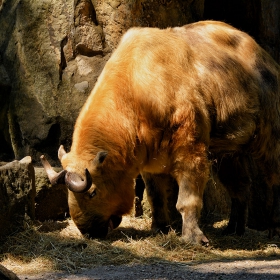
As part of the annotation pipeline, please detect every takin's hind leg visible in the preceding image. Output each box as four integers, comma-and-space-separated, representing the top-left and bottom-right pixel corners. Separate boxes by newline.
215, 154, 251, 236
224, 198, 247, 235
246, 158, 280, 238
269, 185, 280, 238
141, 172, 178, 234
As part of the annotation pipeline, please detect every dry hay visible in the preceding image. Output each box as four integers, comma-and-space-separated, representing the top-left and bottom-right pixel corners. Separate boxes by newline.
0, 211, 280, 276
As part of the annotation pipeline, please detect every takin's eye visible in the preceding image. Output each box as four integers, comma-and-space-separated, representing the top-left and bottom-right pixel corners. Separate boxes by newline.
89, 189, 97, 198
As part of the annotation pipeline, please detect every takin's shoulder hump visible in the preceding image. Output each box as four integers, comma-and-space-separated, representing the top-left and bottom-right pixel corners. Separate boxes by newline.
120, 26, 172, 45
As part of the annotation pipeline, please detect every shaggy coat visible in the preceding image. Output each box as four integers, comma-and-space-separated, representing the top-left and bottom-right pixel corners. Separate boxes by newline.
47, 21, 280, 244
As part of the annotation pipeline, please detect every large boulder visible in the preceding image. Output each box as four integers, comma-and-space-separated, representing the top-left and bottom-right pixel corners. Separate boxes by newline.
0, 157, 35, 240
35, 167, 69, 221
0, 156, 69, 240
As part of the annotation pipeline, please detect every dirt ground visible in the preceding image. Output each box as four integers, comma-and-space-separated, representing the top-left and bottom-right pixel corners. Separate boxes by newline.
2, 215, 279, 280
18, 259, 280, 280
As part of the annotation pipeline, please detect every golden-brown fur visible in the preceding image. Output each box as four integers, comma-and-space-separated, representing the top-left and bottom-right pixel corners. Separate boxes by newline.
59, 21, 280, 244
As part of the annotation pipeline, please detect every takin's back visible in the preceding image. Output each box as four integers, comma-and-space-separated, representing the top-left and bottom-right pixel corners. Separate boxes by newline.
76, 20, 280, 181
103, 21, 280, 168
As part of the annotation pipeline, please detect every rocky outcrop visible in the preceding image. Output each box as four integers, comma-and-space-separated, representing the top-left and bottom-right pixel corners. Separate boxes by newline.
35, 167, 69, 221
92, 0, 204, 50
0, 0, 204, 165
0, 157, 69, 240
0, 157, 35, 240
0, 0, 106, 164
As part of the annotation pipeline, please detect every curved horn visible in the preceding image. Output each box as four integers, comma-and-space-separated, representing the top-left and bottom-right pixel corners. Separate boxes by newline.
40, 155, 66, 185
58, 145, 67, 161
65, 168, 92, 193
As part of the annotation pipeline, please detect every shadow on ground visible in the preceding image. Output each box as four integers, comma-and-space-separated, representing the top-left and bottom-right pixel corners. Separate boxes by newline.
0, 217, 280, 279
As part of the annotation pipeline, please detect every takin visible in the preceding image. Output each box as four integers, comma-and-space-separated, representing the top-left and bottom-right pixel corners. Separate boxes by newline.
41, 20, 280, 245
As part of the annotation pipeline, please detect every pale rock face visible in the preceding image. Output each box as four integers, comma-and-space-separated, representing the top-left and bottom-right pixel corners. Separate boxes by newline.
0, 0, 205, 164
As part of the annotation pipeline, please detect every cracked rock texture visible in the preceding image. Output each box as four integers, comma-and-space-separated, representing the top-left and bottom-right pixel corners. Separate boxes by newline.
0, 0, 279, 165
0, 0, 204, 165
0, 157, 35, 240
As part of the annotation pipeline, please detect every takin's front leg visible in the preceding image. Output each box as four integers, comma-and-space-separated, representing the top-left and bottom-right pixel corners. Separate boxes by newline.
223, 198, 247, 235
172, 152, 210, 245
141, 172, 178, 234
176, 177, 209, 245
134, 175, 146, 217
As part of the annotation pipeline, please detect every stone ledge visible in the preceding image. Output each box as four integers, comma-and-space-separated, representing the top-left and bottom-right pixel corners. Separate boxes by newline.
0, 156, 35, 239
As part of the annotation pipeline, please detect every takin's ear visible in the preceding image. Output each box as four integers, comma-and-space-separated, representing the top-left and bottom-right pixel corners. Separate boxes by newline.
93, 151, 108, 167
58, 145, 67, 161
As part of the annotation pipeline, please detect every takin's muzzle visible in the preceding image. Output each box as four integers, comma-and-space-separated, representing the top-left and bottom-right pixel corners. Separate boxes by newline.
77, 215, 123, 239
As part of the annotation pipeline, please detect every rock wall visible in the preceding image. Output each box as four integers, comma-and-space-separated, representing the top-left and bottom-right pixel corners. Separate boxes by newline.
0, 0, 104, 164
0, 0, 204, 165
0, 61, 11, 161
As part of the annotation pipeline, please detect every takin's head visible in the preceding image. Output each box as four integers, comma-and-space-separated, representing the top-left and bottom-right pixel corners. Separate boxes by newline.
41, 145, 135, 238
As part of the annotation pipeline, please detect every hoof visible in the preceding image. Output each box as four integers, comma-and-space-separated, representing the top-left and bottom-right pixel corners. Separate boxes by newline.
222, 225, 245, 236
134, 197, 143, 217
268, 227, 280, 239
180, 233, 209, 246
151, 224, 171, 234
201, 235, 209, 247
